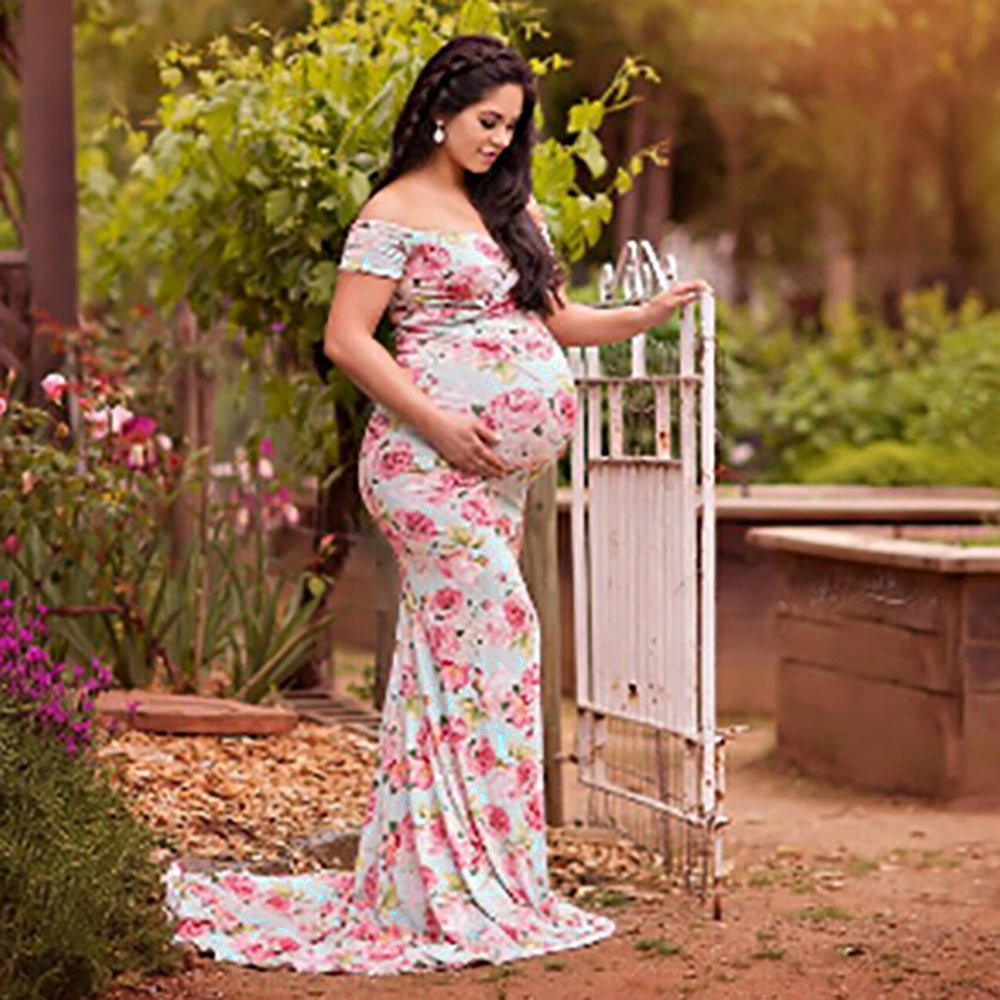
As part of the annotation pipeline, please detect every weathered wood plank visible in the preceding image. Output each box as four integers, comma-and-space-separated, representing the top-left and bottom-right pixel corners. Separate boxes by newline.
962, 693, 1000, 797
775, 612, 957, 693
779, 556, 950, 633
778, 661, 960, 797
520, 464, 563, 827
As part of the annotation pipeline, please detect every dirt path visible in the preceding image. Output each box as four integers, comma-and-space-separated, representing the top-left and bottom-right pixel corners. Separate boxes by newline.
104, 721, 1000, 1000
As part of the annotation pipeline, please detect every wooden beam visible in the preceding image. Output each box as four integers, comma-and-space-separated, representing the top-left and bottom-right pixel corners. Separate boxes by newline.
520, 464, 564, 827
21, 0, 77, 393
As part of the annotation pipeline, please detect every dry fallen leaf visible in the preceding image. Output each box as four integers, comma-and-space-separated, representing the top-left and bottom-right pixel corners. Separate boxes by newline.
97, 721, 678, 891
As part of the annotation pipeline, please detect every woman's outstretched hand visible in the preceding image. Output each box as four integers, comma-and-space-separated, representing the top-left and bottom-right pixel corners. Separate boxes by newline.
640, 279, 711, 328
426, 410, 511, 478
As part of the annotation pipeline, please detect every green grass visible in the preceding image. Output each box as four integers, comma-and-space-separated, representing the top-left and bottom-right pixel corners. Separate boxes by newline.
845, 855, 879, 877
917, 849, 964, 870
480, 965, 521, 982
635, 937, 685, 957
589, 888, 634, 908
753, 948, 786, 961
746, 867, 779, 888
794, 904, 854, 923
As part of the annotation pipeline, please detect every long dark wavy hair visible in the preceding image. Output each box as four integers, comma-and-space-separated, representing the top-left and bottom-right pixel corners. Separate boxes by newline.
373, 35, 563, 316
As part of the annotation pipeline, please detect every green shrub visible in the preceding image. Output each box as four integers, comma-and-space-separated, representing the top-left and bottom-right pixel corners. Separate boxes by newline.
0, 706, 178, 1000
800, 440, 1000, 487
721, 288, 1000, 486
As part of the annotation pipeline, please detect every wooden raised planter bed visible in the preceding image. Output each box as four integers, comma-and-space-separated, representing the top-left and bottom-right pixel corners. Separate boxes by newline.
748, 524, 1000, 798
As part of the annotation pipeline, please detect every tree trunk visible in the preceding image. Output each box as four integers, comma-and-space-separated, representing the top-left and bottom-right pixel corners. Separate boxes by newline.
712, 107, 753, 305
941, 90, 984, 302
613, 99, 648, 253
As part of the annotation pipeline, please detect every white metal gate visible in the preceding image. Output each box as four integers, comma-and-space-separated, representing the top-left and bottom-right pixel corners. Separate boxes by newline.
568, 241, 726, 912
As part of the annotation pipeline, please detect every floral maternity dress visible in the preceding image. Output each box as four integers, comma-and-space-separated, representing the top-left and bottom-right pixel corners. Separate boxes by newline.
163, 216, 616, 974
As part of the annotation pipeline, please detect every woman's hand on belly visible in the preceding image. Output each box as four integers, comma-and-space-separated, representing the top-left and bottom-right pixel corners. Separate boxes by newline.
425, 410, 512, 479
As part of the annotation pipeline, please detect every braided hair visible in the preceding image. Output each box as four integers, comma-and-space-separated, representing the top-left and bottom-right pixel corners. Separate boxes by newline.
373, 35, 563, 316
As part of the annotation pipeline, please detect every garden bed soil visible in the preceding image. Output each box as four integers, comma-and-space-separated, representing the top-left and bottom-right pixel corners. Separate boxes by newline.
97, 718, 1000, 1000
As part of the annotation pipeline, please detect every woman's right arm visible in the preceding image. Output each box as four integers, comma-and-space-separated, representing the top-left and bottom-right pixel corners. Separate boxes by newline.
323, 271, 509, 478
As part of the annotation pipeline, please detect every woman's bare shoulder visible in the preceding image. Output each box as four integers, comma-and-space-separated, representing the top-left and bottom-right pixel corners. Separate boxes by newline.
357, 182, 425, 226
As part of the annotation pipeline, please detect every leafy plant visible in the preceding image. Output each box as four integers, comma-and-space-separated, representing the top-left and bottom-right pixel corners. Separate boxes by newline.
81, 0, 666, 481
0, 594, 177, 999
720, 287, 1000, 486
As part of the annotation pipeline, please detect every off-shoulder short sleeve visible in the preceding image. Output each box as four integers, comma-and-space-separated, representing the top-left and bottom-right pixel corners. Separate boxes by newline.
338, 218, 414, 280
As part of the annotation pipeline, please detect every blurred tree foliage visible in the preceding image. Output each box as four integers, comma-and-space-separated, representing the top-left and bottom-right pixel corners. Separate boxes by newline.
539, 0, 1000, 309
0, 0, 997, 310
720, 287, 1000, 486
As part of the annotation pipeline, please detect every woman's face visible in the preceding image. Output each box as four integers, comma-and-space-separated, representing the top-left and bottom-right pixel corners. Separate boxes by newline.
439, 83, 524, 174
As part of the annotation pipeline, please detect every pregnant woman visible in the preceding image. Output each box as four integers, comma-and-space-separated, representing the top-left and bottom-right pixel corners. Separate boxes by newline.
165, 34, 705, 975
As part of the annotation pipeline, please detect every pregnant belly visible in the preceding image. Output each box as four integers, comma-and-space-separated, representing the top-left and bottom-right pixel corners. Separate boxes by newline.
421, 353, 577, 472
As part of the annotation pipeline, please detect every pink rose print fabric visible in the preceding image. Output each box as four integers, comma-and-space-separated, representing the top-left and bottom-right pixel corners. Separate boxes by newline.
163, 217, 613, 975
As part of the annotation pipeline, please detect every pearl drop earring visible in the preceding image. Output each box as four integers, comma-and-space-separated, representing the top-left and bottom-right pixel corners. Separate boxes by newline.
433, 121, 445, 145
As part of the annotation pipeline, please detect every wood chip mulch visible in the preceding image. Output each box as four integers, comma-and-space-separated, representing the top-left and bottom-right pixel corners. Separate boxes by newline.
95, 722, 678, 898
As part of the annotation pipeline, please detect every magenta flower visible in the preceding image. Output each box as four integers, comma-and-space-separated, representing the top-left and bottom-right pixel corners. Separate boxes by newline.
0, 580, 112, 757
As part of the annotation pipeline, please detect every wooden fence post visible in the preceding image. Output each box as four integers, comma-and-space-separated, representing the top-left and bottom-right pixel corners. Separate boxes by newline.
22, 0, 77, 396
520, 464, 564, 827
371, 524, 399, 711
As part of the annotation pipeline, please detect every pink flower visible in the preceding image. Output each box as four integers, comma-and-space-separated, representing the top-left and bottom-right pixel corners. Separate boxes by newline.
174, 918, 212, 939
441, 715, 469, 748
427, 623, 459, 660
219, 872, 258, 901
376, 441, 414, 479
0, 396, 7, 418
408, 244, 452, 282
440, 659, 470, 691
430, 586, 464, 617
520, 663, 541, 691
384, 829, 401, 867
444, 272, 480, 300
503, 596, 532, 635
263, 892, 293, 914
410, 753, 434, 789
516, 757, 540, 793
460, 495, 496, 526
243, 942, 277, 963
399, 509, 437, 542
471, 737, 496, 778
471, 336, 506, 358
486, 804, 511, 837
526, 792, 546, 832
109, 404, 133, 435
507, 693, 533, 728
553, 387, 577, 431
40, 372, 67, 402
84, 407, 109, 440
485, 388, 547, 434
427, 813, 448, 849
2, 533, 19, 555
367, 409, 391, 437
